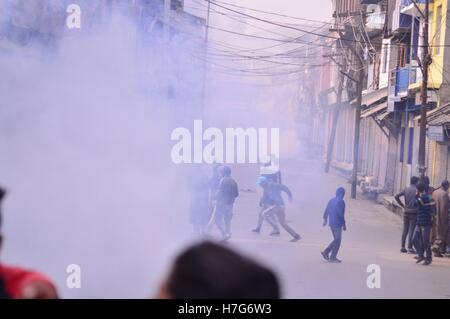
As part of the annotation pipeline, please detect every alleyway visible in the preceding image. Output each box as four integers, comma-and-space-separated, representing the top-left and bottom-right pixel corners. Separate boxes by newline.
222, 158, 450, 299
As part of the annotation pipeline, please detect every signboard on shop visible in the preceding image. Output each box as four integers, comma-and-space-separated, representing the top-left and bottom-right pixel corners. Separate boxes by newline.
428, 125, 445, 142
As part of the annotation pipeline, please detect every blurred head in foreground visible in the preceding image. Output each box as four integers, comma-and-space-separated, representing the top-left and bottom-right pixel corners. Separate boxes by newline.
156, 241, 280, 299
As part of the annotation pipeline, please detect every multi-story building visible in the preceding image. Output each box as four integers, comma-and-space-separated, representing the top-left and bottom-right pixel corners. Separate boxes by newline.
384, 0, 450, 192
311, 0, 450, 200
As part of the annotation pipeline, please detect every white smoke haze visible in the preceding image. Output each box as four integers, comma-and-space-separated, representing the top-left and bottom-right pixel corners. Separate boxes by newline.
0, 1, 305, 298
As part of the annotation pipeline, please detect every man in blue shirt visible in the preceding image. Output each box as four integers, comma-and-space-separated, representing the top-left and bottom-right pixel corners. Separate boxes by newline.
321, 187, 346, 263
252, 176, 280, 235
256, 178, 301, 242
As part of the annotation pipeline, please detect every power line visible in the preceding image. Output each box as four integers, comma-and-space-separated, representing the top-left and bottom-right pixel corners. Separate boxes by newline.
211, 0, 334, 25
206, 0, 450, 48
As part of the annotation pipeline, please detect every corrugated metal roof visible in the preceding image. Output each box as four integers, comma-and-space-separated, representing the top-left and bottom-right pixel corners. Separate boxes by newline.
428, 104, 450, 126
361, 102, 387, 118
352, 88, 388, 106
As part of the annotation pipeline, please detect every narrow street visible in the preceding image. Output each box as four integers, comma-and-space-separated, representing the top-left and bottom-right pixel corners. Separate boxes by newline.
3, 0, 450, 303
222, 159, 450, 298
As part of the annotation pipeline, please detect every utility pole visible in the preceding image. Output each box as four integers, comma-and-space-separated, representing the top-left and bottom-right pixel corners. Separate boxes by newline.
327, 41, 363, 198
418, 0, 430, 178
163, 0, 171, 99
325, 72, 344, 173
351, 50, 364, 199
163, 0, 171, 41
200, 0, 211, 118
327, 12, 366, 199
205, 0, 211, 43
348, 15, 366, 200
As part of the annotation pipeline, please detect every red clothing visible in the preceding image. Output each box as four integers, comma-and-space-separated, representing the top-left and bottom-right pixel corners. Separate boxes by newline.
0, 264, 56, 298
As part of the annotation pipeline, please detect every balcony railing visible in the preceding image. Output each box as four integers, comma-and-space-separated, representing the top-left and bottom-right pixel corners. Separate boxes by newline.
390, 64, 422, 98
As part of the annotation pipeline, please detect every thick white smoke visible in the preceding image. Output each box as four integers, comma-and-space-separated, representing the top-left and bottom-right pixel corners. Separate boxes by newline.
0, 1, 303, 298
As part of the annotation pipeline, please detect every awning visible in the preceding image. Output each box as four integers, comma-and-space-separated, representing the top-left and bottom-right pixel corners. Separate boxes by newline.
352, 87, 388, 107
428, 104, 450, 125
361, 102, 388, 118
414, 103, 450, 125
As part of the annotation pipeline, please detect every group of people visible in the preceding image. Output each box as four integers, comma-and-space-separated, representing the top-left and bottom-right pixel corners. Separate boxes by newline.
395, 176, 450, 265
0, 184, 278, 299
189, 162, 303, 243
253, 172, 347, 262
190, 163, 346, 262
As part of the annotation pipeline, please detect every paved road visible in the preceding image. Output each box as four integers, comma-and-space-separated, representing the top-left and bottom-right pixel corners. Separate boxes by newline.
212, 158, 450, 299
3, 155, 450, 298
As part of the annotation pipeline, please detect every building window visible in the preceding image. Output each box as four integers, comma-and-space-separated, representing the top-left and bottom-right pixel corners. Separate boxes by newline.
397, 44, 407, 67
435, 5, 442, 55
411, 17, 420, 60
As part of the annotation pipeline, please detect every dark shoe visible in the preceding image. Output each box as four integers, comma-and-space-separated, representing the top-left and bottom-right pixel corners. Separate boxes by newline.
407, 248, 416, 254
413, 256, 420, 260
416, 256, 425, 264
290, 235, 301, 242
252, 228, 260, 234
269, 231, 280, 236
423, 260, 432, 266
434, 252, 444, 258
329, 258, 342, 263
400, 248, 407, 253
321, 251, 329, 261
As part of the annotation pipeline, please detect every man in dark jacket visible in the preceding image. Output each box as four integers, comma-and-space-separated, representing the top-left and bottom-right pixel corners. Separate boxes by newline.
252, 176, 279, 235
321, 187, 346, 263
395, 176, 420, 253
211, 166, 239, 241
256, 178, 301, 242
413, 183, 436, 265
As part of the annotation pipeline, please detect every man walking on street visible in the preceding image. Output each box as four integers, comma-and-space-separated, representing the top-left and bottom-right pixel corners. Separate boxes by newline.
431, 180, 449, 257
256, 178, 301, 242
252, 176, 280, 235
413, 183, 436, 265
321, 187, 346, 263
210, 166, 239, 241
395, 176, 420, 254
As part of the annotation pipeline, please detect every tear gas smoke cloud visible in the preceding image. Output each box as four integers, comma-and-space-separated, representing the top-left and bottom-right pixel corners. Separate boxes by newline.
0, 0, 305, 298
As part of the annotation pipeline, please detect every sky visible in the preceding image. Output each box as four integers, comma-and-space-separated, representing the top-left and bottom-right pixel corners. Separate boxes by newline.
235, 0, 332, 22
184, 0, 333, 56
185, 0, 332, 23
